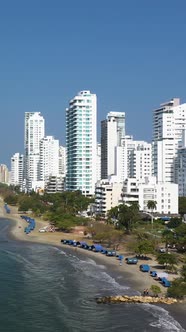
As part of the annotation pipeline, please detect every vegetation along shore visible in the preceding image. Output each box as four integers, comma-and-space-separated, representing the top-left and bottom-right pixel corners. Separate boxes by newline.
0, 183, 186, 301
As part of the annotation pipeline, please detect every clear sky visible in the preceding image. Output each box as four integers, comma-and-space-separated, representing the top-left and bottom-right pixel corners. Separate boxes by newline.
1, 0, 186, 166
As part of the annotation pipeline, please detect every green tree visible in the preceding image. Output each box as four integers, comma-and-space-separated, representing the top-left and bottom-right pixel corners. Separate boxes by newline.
167, 278, 186, 298
162, 229, 175, 248
135, 239, 155, 256
166, 218, 182, 229
156, 253, 177, 268
178, 197, 186, 216
4, 194, 18, 205
147, 200, 157, 212
107, 206, 119, 224
117, 203, 139, 233
181, 264, 186, 281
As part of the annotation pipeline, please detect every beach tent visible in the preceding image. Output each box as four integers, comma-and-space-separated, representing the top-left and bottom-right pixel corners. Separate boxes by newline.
68, 240, 74, 245
101, 249, 108, 254
163, 279, 171, 287
150, 271, 157, 277
80, 242, 88, 248
92, 245, 103, 252
126, 257, 138, 264
106, 250, 117, 256
140, 264, 150, 272
61, 239, 68, 243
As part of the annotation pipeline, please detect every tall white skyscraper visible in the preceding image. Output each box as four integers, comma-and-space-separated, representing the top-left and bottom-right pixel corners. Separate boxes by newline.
101, 112, 125, 179
66, 90, 97, 196
24, 112, 45, 191
39, 136, 59, 181
152, 98, 186, 183
10, 153, 24, 189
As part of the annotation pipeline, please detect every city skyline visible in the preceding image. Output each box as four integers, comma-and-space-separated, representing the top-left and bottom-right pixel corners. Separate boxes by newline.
1, 1, 186, 165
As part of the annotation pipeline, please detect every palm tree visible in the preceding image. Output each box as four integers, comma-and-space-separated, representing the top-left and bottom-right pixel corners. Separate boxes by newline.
147, 200, 157, 213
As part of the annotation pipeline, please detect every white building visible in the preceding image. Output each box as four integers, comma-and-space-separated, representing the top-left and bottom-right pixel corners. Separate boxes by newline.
24, 112, 45, 191
66, 90, 97, 196
95, 179, 123, 216
10, 153, 24, 189
116, 136, 152, 183
122, 177, 178, 214
39, 136, 59, 182
177, 129, 186, 196
152, 98, 186, 183
101, 112, 125, 179
96, 143, 101, 182
59, 145, 66, 175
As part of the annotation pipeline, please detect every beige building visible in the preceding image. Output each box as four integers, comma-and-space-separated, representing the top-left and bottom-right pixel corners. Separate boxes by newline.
95, 178, 123, 217
0, 164, 9, 184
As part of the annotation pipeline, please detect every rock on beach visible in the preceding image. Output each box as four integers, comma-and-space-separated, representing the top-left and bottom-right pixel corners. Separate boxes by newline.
96, 295, 178, 305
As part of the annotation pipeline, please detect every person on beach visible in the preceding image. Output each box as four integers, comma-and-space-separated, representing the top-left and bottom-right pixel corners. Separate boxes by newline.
143, 289, 146, 296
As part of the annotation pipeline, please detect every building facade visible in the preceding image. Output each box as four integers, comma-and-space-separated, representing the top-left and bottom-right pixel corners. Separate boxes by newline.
66, 90, 97, 196
10, 153, 24, 189
122, 177, 178, 214
95, 179, 123, 216
59, 145, 66, 176
152, 98, 186, 183
0, 164, 9, 184
24, 112, 45, 191
96, 143, 101, 182
116, 136, 152, 182
101, 112, 125, 179
39, 136, 59, 182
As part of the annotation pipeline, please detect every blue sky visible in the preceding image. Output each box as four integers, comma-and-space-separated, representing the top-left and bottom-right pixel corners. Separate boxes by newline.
1, 0, 186, 166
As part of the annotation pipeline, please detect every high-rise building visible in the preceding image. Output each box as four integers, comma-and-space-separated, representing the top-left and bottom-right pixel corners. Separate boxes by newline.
116, 136, 152, 182
152, 98, 186, 183
176, 129, 186, 196
0, 164, 9, 184
10, 153, 24, 189
39, 136, 59, 181
59, 145, 66, 175
24, 112, 45, 191
66, 90, 97, 196
101, 112, 125, 179
96, 143, 101, 182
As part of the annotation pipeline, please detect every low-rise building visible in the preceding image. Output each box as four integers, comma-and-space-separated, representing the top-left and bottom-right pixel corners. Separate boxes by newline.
95, 178, 123, 217
122, 177, 178, 215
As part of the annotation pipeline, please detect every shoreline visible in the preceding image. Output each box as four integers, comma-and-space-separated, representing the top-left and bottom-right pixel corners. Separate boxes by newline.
1, 206, 176, 296
1, 206, 186, 329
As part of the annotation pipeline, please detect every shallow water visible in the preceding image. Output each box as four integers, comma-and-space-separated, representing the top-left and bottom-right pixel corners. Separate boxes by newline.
0, 218, 185, 332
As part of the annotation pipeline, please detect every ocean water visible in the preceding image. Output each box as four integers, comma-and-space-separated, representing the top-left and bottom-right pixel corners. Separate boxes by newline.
0, 218, 185, 332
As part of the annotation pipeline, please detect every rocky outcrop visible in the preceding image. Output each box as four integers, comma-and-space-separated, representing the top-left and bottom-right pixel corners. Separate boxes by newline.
96, 295, 178, 305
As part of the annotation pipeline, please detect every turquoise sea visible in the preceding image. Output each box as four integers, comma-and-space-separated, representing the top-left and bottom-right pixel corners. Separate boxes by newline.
0, 218, 186, 332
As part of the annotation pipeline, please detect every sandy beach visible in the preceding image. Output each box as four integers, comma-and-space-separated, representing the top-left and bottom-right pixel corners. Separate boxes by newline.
0, 202, 180, 297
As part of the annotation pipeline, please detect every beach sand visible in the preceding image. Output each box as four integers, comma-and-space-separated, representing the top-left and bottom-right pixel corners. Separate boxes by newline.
2, 204, 186, 330
1, 203, 179, 297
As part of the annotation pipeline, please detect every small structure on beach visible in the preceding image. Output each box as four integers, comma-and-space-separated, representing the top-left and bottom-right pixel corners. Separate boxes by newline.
140, 264, 150, 272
